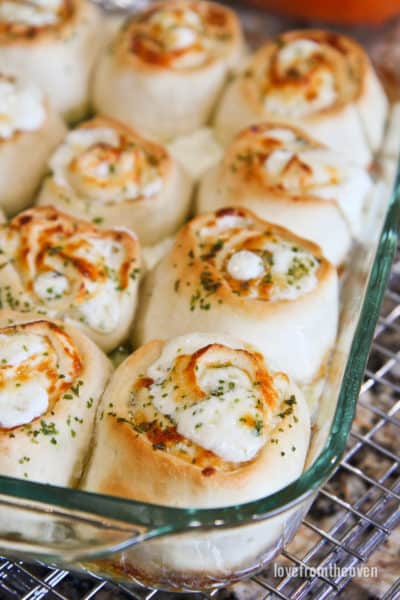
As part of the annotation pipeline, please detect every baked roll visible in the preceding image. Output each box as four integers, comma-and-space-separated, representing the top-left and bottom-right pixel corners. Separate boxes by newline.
37, 117, 193, 246
136, 208, 339, 384
198, 123, 373, 265
0, 0, 104, 121
92, 0, 244, 142
84, 332, 311, 507
215, 30, 388, 165
0, 74, 66, 216
0, 310, 112, 485
0, 206, 141, 352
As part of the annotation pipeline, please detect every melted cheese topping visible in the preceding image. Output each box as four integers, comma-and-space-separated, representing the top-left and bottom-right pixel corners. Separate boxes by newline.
0, 207, 140, 334
0, 332, 46, 367
0, 380, 48, 428
33, 271, 70, 301
50, 126, 165, 205
126, 0, 236, 70
227, 125, 314, 182
244, 32, 363, 119
264, 39, 337, 118
0, 0, 63, 27
200, 213, 251, 238
262, 127, 297, 144
77, 279, 121, 333
0, 320, 81, 429
197, 209, 320, 302
128, 334, 294, 464
227, 250, 264, 281
266, 241, 318, 301
263, 147, 369, 195
0, 77, 45, 139
226, 124, 372, 236
148, 332, 244, 376
149, 8, 201, 50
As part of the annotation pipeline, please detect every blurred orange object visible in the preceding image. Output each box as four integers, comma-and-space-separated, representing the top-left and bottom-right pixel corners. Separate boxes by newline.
248, 0, 400, 24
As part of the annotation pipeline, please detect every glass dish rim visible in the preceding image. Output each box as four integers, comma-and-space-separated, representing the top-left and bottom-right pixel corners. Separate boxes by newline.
0, 169, 398, 541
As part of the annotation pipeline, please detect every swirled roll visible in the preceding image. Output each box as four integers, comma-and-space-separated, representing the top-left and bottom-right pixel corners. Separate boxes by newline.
0, 0, 104, 121
0, 73, 66, 216
37, 117, 193, 245
0, 206, 141, 352
93, 0, 244, 142
136, 208, 338, 384
0, 310, 112, 485
85, 332, 310, 507
215, 30, 388, 165
198, 123, 373, 265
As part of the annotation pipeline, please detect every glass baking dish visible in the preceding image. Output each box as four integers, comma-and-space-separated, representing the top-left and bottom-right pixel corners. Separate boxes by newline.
0, 2, 399, 593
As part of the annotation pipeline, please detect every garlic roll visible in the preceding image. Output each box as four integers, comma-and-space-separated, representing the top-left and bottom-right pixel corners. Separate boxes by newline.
136, 208, 339, 384
0, 310, 111, 485
37, 117, 193, 245
85, 332, 310, 507
93, 0, 244, 141
0, 0, 104, 121
215, 30, 388, 165
0, 73, 66, 216
198, 123, 373, 265
0, 206, 141, 352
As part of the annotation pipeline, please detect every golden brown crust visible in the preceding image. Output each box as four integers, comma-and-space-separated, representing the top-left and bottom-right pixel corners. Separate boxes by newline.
128, 342, 278, 472
85, 336, 310, 507
78, 116, 173, 190
114, 0, 242, 73
0, 309, 112, 485
215, 122, 340, 209
102, 413, 267, 503
242, 29, 369, 118
168, 207, 333, 314
136, 207, 339, 384
93, 1, 244, 141
0, 318, 82, 432
5, 205, 139, 294
0, 206, 141, 351
37, 115, 192, 245
198, 121, 374, 266
215, 28, 387, 164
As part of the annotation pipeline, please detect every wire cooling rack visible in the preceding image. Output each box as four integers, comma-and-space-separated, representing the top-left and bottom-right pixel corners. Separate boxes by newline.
0, 247, 399, 600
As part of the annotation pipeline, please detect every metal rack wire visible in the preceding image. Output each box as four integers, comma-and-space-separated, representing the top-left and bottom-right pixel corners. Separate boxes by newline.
0, 248, 399, 599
